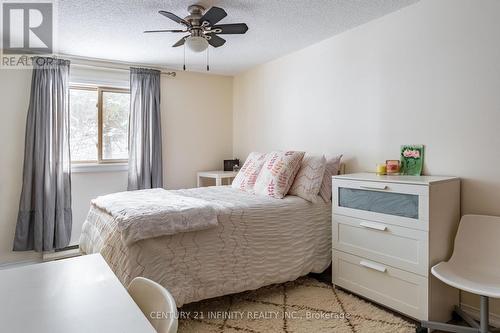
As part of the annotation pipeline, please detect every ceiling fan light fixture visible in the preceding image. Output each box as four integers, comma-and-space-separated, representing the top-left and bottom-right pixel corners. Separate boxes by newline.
186, 36, 208, 52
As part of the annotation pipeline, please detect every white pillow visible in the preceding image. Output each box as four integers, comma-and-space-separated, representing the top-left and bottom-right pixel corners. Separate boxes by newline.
289, 155, 327, 202
319, 154, 343, 202
231, 152, 267, 193
253, 151, 305, 199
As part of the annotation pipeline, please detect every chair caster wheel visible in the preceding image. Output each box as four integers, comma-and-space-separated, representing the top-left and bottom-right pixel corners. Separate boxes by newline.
415, 326, 427, 333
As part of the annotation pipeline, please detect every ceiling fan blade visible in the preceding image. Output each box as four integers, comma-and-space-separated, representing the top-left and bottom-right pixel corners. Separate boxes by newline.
159, 11, 190, 26
207, 34, 226, 48
172, 36, 187, 47
212, 23, 248, 34
144, 29, 186, 33
200, 6, 227, 26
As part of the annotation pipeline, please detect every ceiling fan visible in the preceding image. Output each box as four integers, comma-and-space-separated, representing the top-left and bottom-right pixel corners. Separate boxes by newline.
144, 5, 249, 53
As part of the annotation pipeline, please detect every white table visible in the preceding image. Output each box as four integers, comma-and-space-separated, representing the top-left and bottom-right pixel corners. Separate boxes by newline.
0, 254, 155, 333
197, 170, 238, 187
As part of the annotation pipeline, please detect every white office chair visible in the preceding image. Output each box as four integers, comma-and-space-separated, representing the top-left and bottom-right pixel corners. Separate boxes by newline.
128, 277, 178, 333
421, 215, 500, 333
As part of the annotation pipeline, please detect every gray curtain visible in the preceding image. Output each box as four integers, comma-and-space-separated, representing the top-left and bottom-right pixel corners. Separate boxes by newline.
13, 57, 72, 252
128, 67, 163, 190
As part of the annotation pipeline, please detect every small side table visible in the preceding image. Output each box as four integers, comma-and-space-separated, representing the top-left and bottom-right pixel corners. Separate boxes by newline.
197, 171, 239, 187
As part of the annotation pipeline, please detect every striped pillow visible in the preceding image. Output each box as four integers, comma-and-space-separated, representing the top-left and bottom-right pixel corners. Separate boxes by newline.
319, 154, 343, 202
289, 155, 327, 202
231, 152, 268, 193
254, 151, 305, 199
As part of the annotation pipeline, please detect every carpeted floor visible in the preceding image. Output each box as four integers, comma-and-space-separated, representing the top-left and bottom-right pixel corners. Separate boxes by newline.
177, 276, 416, 332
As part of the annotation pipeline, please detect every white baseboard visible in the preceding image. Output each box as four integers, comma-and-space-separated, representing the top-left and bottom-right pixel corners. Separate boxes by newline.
42, 247, 81, 261
460, 302, 500, 328
0, 247, 81, 269
0, 259, 42, 270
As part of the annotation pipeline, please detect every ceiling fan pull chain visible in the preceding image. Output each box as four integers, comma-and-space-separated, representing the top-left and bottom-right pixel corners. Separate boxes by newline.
206, 46, 210, 72
183, 43, 186, 71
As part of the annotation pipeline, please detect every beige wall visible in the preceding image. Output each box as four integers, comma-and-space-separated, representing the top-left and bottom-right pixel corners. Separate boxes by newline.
162, 71, 233, 190
233, 0, 500, 315
1, 0, 499, 318
0, 67, 233, 264
70, 171, 128, 244
0, 69, 39, 265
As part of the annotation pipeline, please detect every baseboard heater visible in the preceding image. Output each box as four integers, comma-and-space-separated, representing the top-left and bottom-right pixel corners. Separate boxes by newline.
42, 245, 81, 261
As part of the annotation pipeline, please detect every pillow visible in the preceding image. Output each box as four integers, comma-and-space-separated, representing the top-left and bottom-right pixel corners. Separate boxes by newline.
288, 155, 327, 202
231, 152, 268, 193
254, 151, 305, 199
319, 154, 343, 202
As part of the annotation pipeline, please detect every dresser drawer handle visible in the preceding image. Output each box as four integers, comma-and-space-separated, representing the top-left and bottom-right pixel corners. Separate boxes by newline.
359, 184, 388, 190
360, 260, 387, 273
359, 221, 388, 231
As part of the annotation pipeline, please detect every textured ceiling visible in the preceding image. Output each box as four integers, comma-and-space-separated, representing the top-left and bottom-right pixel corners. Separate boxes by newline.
58, 0, 419, 75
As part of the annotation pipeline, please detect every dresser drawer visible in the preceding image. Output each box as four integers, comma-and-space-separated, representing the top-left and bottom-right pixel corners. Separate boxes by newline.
333, 178, 429, 230
333, 251, 427, 320
332, 215, 428, 276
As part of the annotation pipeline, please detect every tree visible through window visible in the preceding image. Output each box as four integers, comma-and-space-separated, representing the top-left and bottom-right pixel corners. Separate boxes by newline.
70, 86, 130, 163
70, 88, 98, 161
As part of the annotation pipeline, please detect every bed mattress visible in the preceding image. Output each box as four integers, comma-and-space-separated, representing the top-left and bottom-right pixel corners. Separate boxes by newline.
79, 186, 332, 306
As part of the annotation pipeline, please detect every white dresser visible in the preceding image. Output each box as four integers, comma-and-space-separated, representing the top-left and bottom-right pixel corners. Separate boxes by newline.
332, 173, 460, 322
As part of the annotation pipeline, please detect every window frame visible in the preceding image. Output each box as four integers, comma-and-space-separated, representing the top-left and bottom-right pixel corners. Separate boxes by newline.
70, 85, 130, 164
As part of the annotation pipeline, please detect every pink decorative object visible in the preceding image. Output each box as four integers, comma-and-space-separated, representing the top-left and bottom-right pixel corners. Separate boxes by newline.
403, 149, 420, 158
254, 151, 305, 199
231, 152, 268, 193
386, 160, 401, 174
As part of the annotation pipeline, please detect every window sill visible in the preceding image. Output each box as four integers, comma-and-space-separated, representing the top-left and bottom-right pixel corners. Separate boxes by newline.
71, 163, 128, 173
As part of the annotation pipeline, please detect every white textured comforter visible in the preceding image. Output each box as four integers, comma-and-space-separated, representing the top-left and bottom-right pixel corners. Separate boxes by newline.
92, 188, 218, 245
80, 186, 331, 306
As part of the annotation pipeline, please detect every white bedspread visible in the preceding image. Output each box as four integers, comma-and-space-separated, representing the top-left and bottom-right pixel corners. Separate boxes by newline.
80, 186, 331, 306
91, 188, 218, 245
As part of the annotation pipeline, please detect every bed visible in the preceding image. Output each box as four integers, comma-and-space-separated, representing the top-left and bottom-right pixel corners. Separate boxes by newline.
79, 185, 331, 306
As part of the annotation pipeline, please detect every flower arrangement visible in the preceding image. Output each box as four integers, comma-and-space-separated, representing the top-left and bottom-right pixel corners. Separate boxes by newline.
402, 149, 421, 158
400, 145, 424, 175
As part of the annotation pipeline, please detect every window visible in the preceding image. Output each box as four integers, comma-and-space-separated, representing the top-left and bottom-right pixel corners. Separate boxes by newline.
69, 86, 130, 163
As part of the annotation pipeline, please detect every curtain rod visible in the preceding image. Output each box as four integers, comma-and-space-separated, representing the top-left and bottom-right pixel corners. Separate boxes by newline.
72, 63, 177, 77
58, 55, 176, 77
